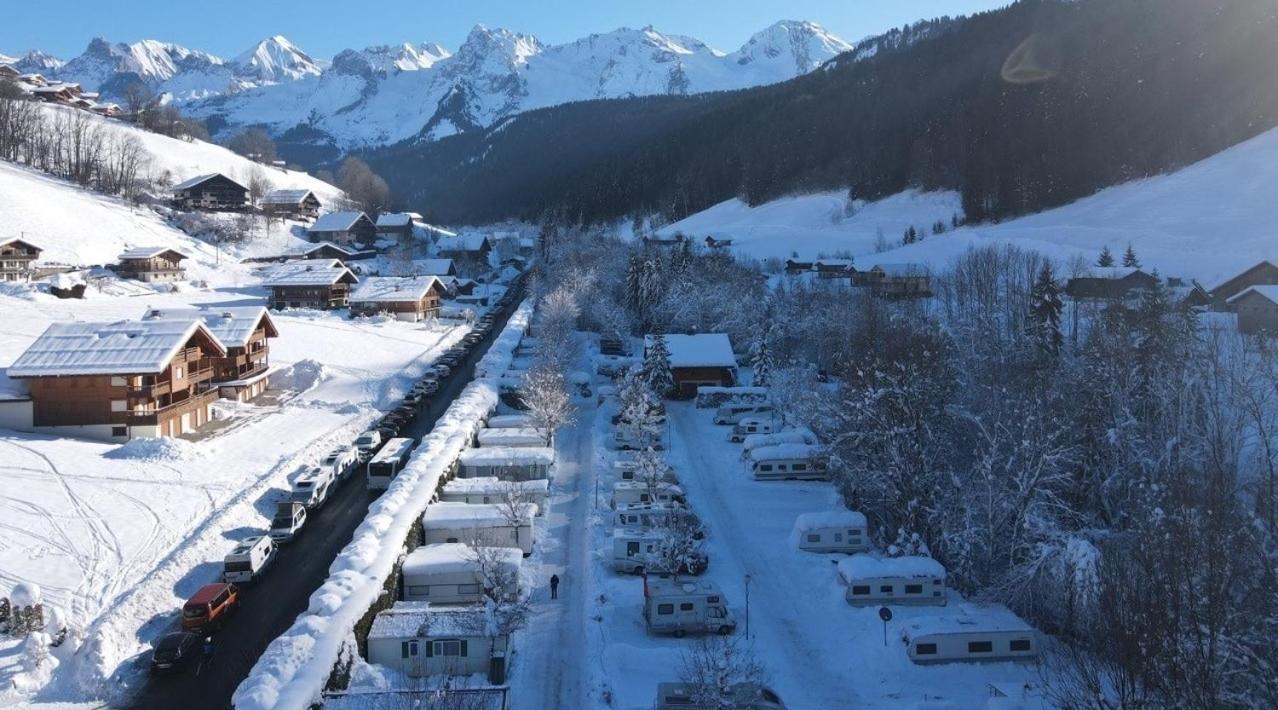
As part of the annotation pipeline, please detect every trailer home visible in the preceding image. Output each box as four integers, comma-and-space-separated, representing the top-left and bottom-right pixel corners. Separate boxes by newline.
741, 429, 819, 456
837, 554, 947, 607
439, 477, 549, 515
421, 502, 536, 555
900, 604, 1039, 664
790, 511, 870, 554
747, 443, 829, 481
713, 403, 773, 425
368, 437, 415, 490
614, 502, 699, 530
222, 535, 276, 584
612, 528, 707, 575
485, 413, 533, 429
614, 460, 679, 484
457, 446, 554, 480
643, 576, 737, 637
289, 466, 334, 509
401, 543, 522, 604
367, 602, 509, 682
611, 481, 685, 509
729, 416, 777, 442
476, 426, 551, 448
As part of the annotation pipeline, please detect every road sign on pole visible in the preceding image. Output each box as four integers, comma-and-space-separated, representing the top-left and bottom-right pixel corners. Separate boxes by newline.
879, 606, 893, 647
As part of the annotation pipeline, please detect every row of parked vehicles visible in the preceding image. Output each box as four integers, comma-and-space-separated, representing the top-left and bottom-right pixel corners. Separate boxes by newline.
152, 292, 525, 675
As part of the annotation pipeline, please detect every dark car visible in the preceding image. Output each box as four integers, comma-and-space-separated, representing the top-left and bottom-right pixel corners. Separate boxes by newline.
150, 631, 200, 674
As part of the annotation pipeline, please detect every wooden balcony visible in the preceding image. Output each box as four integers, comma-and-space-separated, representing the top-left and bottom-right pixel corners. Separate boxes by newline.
125, 389, 218, 426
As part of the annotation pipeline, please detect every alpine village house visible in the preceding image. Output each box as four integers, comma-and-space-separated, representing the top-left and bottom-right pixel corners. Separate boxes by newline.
307, 211, 378, 247
262, 259, 359, 310
142, 307, 279, 401
171, 173, 250, 211
115, 247, 189, 283
0, 237, 43, 283
349, 276, 447, 322
260, 188, 322, 220
645, 333, 739, 398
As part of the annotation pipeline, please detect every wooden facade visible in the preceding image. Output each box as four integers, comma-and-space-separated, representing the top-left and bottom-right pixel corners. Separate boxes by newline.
785, 259, 814, 275
0, 238, 42, 283
1229, 287, 1278, 334
269, 283, 354, 310
261, 189, 322, 220
1209, 261, 1278, 311
117, 248, 188, 282
852, 264, 932, 298
308, 212, 378, 247
671, 365, 737, 399
143, 307, 279, 402
1064, 268, 1158, 301
172, 173, 249, 211
349, 277, 446, 322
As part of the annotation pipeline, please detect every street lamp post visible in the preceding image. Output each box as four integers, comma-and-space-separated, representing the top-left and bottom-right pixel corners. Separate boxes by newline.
744, 574, 752, 640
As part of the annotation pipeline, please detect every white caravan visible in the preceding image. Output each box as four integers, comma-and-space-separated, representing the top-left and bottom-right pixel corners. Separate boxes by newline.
740, 429, 819, 458
367, 602, 508, 679
790, 511, 870, 553
643, 576, 737, 637
289, 466, 334, 509
439, 477, 550, 515
485, 414, 533, 429
614, 460, 679, 484
613, 502, 699, 530
837, 554, 947, 607
901, 604, 1039, 664
747, 443, 829, 481
729, 416, 777, 442
401, 543, 522, 604
477, 427, 551, 448
222, 535, 276, 584
612, 528, 707, 575
457, 446, 554, 480
713, 403, 773, 425
421, 502, 536, 556
611, 481, 685, 509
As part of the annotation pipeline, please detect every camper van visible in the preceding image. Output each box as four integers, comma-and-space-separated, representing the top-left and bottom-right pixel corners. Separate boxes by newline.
901, 605, 1039, 664
290, 467, 334, 509
222, 535, 276, 584
614, 460, 679, 484
612, 528, 707, 575
321, 445, 360, 481
368, 437, 415, 490
614, 428, 664, 451
643, 576, 736, 637
614, 503, 700, 531
611, 481, 685, 509
269, 502, 307, 543
439, 477, 550, 515
713, 403, 773, 425
655, 683, 786, 710
740, 429, 820, 457
729, 416, 777, 443
790, 511, 870, 554
747, 444, 829, 481
837, 554, 947, 607
353, 429, 383, 461
401, 543, 522, 604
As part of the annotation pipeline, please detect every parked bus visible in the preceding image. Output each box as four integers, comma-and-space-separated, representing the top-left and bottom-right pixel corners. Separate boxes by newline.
367, 437, 415, 490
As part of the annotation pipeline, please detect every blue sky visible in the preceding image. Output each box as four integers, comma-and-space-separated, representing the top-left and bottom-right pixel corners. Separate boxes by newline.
2, 0, 1011, 60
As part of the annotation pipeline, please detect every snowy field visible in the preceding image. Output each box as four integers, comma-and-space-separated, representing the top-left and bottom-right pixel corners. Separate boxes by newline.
660, 124, 1278, 287
0, 285, 467, 705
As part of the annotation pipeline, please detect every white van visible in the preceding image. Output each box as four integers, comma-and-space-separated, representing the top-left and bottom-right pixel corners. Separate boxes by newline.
729, 416, 777, 443
747, 444, 829, 481
290, 467, 334, 509
713, 403, 773, 425
353, 430, 383, 461
612, 528, 707, 575
643, 576, 736, 637
614, 428, 664, 451
269, 502, 307, 543
611, 481, 685, 509
222, 535, 276, 584
321, 445, 359, 481
614, 502, 698, 530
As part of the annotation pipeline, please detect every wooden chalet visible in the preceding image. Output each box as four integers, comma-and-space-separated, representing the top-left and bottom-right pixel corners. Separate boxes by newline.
435, 234, 493, 262
116, 247, 188, 283
1227, 286, 1278, 334
260, 188, 322, 220
307, 211, 377, 247
6, 318, 228, 441
414, 258, 457, 277
813, 259, 855, 279
646, 333, 738, 398
1208, 261, 1278, 311
375, 212, 416, 242
0, 64, 19, 81
143, 306, 279, 401
784, 259, 814, 275
29, 82, 82, 104
262, 259, 359, 310
1064, 267, 1158, 301
349, 276, 446, 322
172, 173, 249, 211
705, 236, 734, 249
0, 238, 43, 283
852, 263, 932, 297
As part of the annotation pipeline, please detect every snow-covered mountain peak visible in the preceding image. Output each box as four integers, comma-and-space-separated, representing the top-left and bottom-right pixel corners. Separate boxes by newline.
232, 35, 323, 83
57, 38, 222, 91
453, 25, 543, 72
358, 42, 452, 73
2, 49, 64, 74
730, 20, 852, 72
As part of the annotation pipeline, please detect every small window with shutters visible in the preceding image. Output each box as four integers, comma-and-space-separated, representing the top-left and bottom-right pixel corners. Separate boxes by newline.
401, 640, 419, 658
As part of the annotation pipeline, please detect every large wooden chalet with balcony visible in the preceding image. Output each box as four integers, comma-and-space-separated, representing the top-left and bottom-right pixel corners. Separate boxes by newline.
262, 259, 359, 310
116, 247, 189, 283
0, 238, 42, 282
6, 318, 228, 441
349, 276, 446, 322
307, 211, 377, 247
172, 173, 249, 211
260, 188, 322, 220
143, 306, 279, 401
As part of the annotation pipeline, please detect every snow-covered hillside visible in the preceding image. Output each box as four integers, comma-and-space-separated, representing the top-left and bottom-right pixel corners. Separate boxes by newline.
5, 20, 851, 151
661, 125, 1278, 286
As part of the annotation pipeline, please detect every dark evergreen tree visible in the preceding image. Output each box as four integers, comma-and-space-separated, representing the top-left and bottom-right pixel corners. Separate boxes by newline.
1029, 263, 1064, 359
641, 333, 675, 397
1097, 246, 1115, 267
1123, 243, 1141, 268
748, 319, 776, 387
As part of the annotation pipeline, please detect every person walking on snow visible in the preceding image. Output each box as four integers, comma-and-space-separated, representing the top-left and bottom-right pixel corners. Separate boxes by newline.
200, 636, 215, 673
550, 573, 560, 600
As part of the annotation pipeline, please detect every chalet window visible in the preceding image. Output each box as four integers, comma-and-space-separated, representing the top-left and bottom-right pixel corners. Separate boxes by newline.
880, 585, 893, 594
1010, 639, 1032, 652
457, 584, 480, 595
110, 376, 126, 386
806, 534, 821, 543
968, 641, 993, 653
680, 603, 695, 611
401, 640, 419, 658
905, 584, 923, 594
112, 426, 127, 437
915, 643, 937, 655
432, 639, 466, 657
175, 367, 183, 378
110, 400, 126, 412
658, 604, 674, 615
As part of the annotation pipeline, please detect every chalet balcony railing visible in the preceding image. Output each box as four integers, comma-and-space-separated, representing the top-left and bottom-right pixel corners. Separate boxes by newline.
125, 389, 218, 426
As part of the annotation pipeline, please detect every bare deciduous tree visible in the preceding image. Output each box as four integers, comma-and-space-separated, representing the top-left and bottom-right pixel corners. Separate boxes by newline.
678, 636, 769, 709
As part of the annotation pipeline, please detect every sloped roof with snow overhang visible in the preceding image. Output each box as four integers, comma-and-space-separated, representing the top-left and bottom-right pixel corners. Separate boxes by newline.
172, 173, 246, 192
141, 306, 278, 347
310, 211, 369, 232
645, 333, 736, 369
8, 318, 226, 377
349, 276, 444, 304
260, 188, 317, 206
118, 246, 188, 261
1227, 284, 1278, 305
261, 259, 357, 287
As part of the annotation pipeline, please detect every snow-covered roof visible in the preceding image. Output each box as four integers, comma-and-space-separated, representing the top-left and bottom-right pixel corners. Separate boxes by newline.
1227, 284, 1278, 305
1207, 260, 1278, 293
413, 258, 456, 275
742, 429, 818, 452
435, 234, 490, 252
8, 318, 226, 378
0, 237, 42, 253
476, 427, 547, 446
871, 263, 928, 277
141, 306, 277, 347
375, 212, 413, 228
614, 481, 683, 494
902, 604, 1035, 638
309, 211, 369, 232
458, 446, 555, 467
837, 554, 946, 581
442, 477, 549, 496
421, 501, 535, 529
486, 414, 533, 429
1079, 266, 1148, 280
646, 333, 736, 369
286, 241, 357, 257
401, 543, 522, 577
793, 510, 867, 532
349, 276, 443, 304
368, 601, 495, 640
118, 246, 188, 261
748, 442, 823, 461
260, 188, 316, 205
261, 259, 357, 287
172, 172, 245, 192
814, 259, 854, 268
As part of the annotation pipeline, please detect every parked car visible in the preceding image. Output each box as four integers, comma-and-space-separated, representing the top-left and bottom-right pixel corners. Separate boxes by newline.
655, 683, 785, 710
403, 391, 424, 407
181, 582, 239, 635
269, 502, 307, 543
150, 631, 201, 674
353, 430, 383, 461
431, 363, 452, 378
416, 381, 439, 396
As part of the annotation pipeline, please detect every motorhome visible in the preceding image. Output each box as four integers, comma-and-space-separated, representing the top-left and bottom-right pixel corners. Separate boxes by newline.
401, 543, 522, 604
439, 477, 549, 515
290, 467, 334, 509
353, 430, 383, 461
729, 416, 777, 443
321, 445, 360, 481
901, 604, 1039, 664
713, 403, 773, 425
790, 511, 870, 554
747, 444, 829, 481
614, 460, 679, 484
269, 501, 307, 543
614, 502, 699, 530
222, 535, 276, 584
368, 437, 415, 490
612, 528, 707, 575
611, 481, 686, 509
477, 427, 551, 448
741, 429, 819, 457
421, 502, 536, 555
643, 576, 737, 637
837, 554, 947, 607
457, 446, 554, 480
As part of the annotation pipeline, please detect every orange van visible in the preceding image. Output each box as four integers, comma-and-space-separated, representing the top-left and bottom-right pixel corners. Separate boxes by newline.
181, 582, 239, 634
